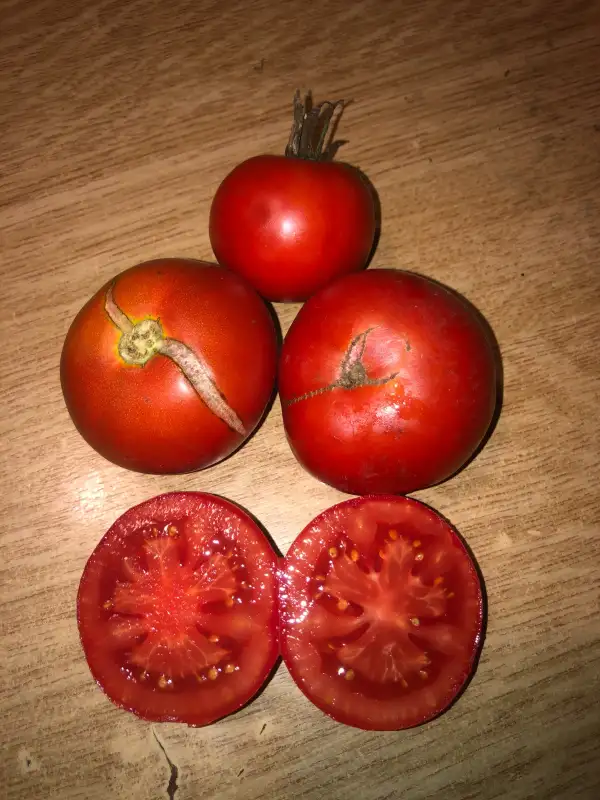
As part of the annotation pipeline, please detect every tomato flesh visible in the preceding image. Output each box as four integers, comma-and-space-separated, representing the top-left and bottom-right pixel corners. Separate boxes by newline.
279, 496, 484, 730
78, 493, 279, 726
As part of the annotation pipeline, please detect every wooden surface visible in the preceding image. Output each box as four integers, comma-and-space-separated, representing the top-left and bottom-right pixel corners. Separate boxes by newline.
1, 0, 599, 797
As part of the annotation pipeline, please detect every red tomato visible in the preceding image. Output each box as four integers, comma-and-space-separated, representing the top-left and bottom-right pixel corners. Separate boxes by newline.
279, 495, 484, 730
60, 259, 277, 474
208, 93, 376, 302
77, 492, 279, 726
279, 269, 498, 495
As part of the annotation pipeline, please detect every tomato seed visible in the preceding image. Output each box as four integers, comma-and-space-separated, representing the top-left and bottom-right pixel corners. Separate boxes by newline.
344, 669, 355, 681
350, 550, 359, 562
389, 529, 398, 540
102, 600, 113, 610
224, 664, 236, 674
401, 678, 409, 689
158, 674, 169, 689
419, 670, 428, 680
410, 617, 420, 627
434, 576, 444, 585
225, 597, 235, 607
328, 547, 338, 558
415, 552, 424, 561
208, 667, 219, 681
337, 599, 349, 611
412, 540, 422, 548
208, 634, 220, 643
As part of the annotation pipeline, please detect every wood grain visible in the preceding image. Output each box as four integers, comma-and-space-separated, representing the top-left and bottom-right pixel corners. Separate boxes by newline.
1, 0, 599, 798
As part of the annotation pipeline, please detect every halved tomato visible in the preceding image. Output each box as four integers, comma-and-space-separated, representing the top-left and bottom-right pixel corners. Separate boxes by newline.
77, 492, 279, 726
279, 496, 484, 730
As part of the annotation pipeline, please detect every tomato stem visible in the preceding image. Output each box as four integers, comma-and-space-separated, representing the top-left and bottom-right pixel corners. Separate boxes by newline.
285, 89, 346, 160
103, 284, 246, 435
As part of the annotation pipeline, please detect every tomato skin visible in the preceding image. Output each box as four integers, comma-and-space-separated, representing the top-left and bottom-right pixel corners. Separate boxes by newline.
279, 269, 497, 495
279, 495, 484, 731
60, 259, 277, 474
209, 155, 376, 302
77, 492, 280, 726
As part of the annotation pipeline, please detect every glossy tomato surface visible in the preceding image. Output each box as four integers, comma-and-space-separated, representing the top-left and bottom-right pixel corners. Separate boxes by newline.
279, 495, 484, 730
77, 492, 279, 726
209, 155, 376, 302
279, 269, 497, 495
61, 259, 277, 473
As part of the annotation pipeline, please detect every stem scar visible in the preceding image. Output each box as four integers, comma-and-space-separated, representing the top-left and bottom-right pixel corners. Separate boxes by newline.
104, 283, 246, 435
284, 327, 399, 406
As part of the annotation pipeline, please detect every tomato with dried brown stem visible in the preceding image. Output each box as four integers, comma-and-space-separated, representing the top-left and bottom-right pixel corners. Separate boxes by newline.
279, 269, 498, 495
60, 258, 277, 474
209, 91, 377, 302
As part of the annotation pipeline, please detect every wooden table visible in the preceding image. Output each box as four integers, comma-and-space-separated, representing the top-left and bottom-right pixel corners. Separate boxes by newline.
2, 0, 599, 797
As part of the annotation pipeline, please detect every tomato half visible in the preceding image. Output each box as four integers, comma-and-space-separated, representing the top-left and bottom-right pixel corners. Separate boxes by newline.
208, 92, 376, 302
60, 259, 277, 474
279, 269, 498, 495
77, 492, 279, 726
279, 496, 484, 730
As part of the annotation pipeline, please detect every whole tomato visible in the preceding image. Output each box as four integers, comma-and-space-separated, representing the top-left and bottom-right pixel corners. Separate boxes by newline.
279, 269, 498, 495
60, 259, 277, 474
209, 91, 376, 302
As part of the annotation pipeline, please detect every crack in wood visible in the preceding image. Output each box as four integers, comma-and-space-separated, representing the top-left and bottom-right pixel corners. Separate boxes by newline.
153, 729, 179, 800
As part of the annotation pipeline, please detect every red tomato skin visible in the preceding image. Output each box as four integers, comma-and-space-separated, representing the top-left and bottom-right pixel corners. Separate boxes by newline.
60, 259, 277, 474
279, 495, 484, 731
279, 269, 497, 495
209, 155, 376, 302
77, 492, 280, 726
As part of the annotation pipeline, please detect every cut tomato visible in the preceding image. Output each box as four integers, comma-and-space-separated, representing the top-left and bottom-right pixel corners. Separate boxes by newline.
77, 492, 279, 726
279, 496, 484, 730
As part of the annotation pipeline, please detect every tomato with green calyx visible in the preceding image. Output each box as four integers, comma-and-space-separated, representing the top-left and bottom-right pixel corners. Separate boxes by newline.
60, 259, 277, 474
279, 495, 484, 731
77, 492, 279, 726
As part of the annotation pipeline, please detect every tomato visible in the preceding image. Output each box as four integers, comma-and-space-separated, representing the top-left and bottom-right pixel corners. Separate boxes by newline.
77, 492, 279, 726
279, 495, 484, 730
208, 92, 376, 302
279, 269, 498, 495
60, 259, 277, 474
